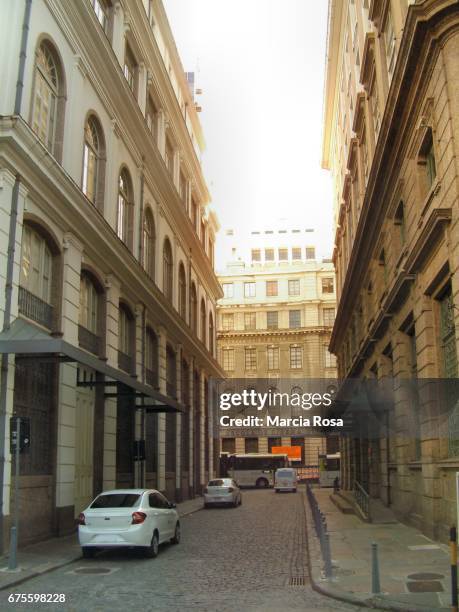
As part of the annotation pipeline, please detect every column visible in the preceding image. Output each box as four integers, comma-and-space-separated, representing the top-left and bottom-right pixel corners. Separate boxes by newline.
157, 325, 167, 492
175, 344, 182, 500
189, 357, 195, 495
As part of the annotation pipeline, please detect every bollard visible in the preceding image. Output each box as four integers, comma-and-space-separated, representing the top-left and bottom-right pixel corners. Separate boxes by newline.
371, 542, 381, 594
324, 533, 333, 579
451, 527, 458, 612
8, 526, 17, 570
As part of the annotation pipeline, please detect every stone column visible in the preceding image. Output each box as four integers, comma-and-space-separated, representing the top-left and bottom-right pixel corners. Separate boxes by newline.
175, 344, 182, 500
188, 357, 195, 495
102, 275, 121, 489
157, 325, 167, 492
111, 2, 125, 66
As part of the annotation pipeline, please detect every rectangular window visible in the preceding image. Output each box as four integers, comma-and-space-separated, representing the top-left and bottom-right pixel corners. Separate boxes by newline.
222, 313, 234, 331
92, 0, 109, 32
191, 197, 198, 230
290, 346, 302, 369
244, 312, 256, 330
179, 171, 187, 206
266, 280, 278, 296
265, 248, 274, 262
165, 138, 174, 175
245, 438, 259, 453
245, 348, 257, 370
222, 348, 235, 371
278, 248, 288, 262
384, 9, 397, 82
292, 247, 302, 261
146, 96, 157, 140
288, 279, 300, 296
267, 346, 279, 370
251, 249, 261, 262
289, 310, 301, 329
305, 247, 316, 260
222, 283, 233, 298
267, 311, 278, 329
221, 438, 236, 454
244, 282, 256, 298
322, 277, 334, 294
124, 44, 137, 93
323, 308, 336, 326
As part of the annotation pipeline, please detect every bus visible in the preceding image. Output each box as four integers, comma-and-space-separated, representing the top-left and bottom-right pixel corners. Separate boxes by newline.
318, 452, 341, 487
220, 453, 290, 488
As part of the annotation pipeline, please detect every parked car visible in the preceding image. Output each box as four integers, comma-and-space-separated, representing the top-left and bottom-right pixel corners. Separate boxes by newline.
203, 478, 242, 508
274, 468, 298, 493
78, 489, 180, 559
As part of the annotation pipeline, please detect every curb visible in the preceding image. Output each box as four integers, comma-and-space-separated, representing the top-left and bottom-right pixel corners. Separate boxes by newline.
302, 492, 448, 612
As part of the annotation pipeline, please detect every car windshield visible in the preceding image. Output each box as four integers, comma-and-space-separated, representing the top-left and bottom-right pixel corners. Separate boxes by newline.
90, 493, 141, 508
208, 479, 227, 487
276, 470, 292, 478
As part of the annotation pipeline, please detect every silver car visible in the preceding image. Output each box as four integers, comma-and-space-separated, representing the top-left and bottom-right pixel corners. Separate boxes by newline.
203, 478, 242, 508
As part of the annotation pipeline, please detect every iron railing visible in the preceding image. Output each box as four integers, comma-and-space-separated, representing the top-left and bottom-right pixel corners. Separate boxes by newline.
18, 286, 53, 329
354, 480, 371, 520
78, 325, 100, 355
118, 350, 133, 373
306, 484, 332, 578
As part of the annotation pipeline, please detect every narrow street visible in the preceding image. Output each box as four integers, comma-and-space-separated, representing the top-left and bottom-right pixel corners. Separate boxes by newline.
1, 489, 369, 612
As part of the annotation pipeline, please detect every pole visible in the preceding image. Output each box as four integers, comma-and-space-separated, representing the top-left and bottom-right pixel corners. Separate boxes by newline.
451, 526, 458, 612
8, 417, 20, 570
371, 542, 381, 594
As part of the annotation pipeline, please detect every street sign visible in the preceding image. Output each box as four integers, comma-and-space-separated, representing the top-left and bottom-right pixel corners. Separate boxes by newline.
10, 416, 30, 454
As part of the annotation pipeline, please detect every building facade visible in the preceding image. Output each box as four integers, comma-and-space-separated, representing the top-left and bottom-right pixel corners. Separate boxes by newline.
0, 0, 223, 550
216, 226, 337, 464
322, 0, 459, 541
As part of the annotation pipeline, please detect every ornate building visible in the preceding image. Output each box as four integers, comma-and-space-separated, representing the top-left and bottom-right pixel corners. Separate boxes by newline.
322, 0, 459, 541
216, 226, 337, 464
0, 0, 223, 550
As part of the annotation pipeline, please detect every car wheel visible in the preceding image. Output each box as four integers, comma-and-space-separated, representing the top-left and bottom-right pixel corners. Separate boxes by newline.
145, 531, 159, 558
293, 488, 297, 493
204, 503, 210, 509
256, 478, 269, 488
275, 489, 279, 493
171, 522, 180, 544
82, 547, 96, 559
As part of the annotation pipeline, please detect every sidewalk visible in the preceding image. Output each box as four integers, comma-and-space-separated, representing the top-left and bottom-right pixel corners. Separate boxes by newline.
0, 495, 204, 592
305, 487, 451, 611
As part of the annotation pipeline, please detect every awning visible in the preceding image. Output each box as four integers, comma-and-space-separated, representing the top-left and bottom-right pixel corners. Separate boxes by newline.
0, 318, 182, 413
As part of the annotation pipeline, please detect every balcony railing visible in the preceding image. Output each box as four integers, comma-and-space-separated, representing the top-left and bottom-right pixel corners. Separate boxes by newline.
78, 325, 100, 355
18, 286, 53, 329
118, 350, 133, 373
146, 368, 158, 389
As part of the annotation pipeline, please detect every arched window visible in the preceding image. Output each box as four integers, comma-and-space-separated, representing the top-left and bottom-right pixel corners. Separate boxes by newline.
145, 327, 158, 388
78, 272, 102, 354
190, 282, 197, 333
117, 169, 133, 249
118, 303, 134, 372
208, 312, 214, 356
143, 208, 155, 279
82, 115, 105, 208
20, 225, 52, 304
200, 299, 206, 346
178, 263, 186, 319
31, 41, 64, 158
162, 238, 173, 301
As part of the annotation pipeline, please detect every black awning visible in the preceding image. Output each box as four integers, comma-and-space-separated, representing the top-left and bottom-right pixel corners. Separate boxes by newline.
0, 318, 182, 413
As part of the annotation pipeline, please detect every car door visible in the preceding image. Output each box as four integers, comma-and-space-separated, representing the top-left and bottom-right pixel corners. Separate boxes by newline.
157, 492, 175, 538
149, 493, 169, 542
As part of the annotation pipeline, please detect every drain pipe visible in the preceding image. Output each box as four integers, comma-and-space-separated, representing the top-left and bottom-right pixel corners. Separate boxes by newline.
0, 0, 32, 554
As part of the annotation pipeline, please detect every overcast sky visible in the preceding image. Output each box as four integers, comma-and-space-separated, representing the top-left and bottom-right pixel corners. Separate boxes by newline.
163, 0, 333, 264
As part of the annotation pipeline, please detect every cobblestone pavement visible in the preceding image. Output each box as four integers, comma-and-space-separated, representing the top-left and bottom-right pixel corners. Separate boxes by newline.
1, 489, 371, 612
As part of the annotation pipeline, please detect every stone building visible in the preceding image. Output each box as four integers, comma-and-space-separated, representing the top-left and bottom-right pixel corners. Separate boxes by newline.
322, 0, 459, 541
0, 0, 223, 550
216, 226, 337, 464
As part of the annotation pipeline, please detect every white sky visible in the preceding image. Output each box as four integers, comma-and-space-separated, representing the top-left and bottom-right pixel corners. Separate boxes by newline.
163, 0, 334, 265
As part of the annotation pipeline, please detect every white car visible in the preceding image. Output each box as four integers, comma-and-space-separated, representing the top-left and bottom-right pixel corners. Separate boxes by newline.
78, 489, 180, 559
274, 468, 298, 493
203, 478, 242, 508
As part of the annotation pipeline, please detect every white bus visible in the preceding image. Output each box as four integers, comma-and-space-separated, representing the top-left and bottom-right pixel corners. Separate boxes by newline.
220, 453, 290, 488
318, 452, 341, 487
